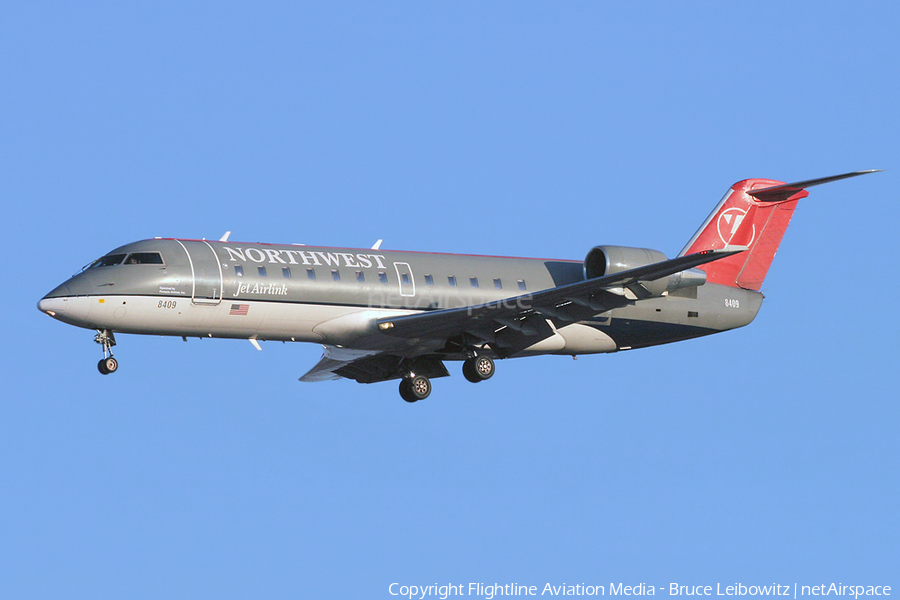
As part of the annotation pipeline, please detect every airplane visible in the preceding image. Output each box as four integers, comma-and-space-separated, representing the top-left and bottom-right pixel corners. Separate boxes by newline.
37, 170, 877, 402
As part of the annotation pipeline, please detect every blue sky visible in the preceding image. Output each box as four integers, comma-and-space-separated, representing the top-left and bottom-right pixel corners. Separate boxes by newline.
2, 2, 897, 598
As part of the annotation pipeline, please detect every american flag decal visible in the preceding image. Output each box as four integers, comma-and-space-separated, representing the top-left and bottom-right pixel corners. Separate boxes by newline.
229, 304, 249, 316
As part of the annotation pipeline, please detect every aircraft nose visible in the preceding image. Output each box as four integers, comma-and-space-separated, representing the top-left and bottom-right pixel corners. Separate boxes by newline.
38, 284, 71, 316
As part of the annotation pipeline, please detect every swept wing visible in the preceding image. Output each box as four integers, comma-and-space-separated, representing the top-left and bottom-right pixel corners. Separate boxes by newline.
375, 248, 744, 342
299, 248, 744, 383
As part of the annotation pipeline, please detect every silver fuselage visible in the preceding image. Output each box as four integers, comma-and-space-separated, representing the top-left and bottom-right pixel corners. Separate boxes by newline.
38, 238, 763, 360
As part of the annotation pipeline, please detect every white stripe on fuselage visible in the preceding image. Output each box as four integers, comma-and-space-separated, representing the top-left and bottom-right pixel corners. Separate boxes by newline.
47, 294, 621, 356
50, 294, 416, 344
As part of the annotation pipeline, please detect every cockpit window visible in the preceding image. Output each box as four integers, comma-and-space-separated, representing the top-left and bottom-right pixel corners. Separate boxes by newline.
89, 254, 127, 268
124, 252, 164, 265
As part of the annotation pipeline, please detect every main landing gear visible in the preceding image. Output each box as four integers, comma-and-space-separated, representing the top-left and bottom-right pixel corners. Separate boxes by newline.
462, 355, 494, 383
399, 375, 432, 403
94, 329, 118, 375
398, 356, 496, 402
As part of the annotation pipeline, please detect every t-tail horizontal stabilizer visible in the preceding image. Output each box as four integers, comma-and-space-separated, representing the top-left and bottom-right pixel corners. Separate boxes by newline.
747, 170, 881, 203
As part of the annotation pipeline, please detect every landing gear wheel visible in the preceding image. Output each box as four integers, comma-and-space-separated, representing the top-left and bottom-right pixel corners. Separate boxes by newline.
409, 375, 431, 400
399, 379, 417, 403
463, 356, 494, 383
399, 373, 432, 402
462, 360, 479, 383
474, 356, 494, 380
399, 377, 431, 402
98, 356, 118, 375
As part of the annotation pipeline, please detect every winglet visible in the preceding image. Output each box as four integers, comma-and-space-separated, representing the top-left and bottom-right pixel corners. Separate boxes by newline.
220, 231, 232, 242
748, 170, 881, 203
372, 239, 383, 250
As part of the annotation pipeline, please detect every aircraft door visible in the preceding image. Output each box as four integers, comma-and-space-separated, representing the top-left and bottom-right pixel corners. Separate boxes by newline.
393, 262, 416, 298
177, 240, 224, 305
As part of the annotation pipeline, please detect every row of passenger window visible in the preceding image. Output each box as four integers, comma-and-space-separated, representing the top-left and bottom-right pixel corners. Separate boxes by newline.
232, 265, 527, 290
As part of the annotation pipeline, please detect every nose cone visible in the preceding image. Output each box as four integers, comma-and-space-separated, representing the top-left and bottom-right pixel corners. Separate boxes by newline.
38, 284, 71, 317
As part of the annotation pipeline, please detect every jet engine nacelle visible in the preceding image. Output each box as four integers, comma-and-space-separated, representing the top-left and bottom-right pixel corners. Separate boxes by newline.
584, 245, 667, 279
584, 245, 706, 297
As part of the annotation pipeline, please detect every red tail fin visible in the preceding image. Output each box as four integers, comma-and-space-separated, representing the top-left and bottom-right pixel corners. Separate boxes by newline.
680, 171, 878, 290
679, 178, 806, 290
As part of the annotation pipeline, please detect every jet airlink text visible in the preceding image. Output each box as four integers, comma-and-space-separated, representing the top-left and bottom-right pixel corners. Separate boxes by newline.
232, 282, 288, 297
387, 582, 891, 599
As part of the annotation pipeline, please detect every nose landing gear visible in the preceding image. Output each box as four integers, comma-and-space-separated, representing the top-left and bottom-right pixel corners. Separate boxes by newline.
94, 329, 118, 375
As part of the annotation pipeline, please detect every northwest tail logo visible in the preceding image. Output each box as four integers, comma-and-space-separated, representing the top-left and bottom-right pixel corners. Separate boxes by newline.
716, 207, 756, 246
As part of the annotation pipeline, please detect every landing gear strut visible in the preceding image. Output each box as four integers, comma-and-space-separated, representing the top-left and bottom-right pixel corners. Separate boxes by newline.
463, 355, 494, 383
94, 329, 118, 375
399, 375, 431, 402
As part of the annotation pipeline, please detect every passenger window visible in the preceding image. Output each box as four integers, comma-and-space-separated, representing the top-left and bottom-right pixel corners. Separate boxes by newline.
425, 274, 434, 286
470, 277, 479, 288
235, 265, 244, 277
90, 254, 127, 268
378, 272, 388, 284
282, 267, 291, 278
307, 268, 316, 280
356, 271, 365, 283
448, 276, 457, 287
332, 270, 340, 281
493, 278, 502, 289
125, 252, 164, 265
401, 273, 410, 285
517, 279, 526, 291
258, 266, 267, 277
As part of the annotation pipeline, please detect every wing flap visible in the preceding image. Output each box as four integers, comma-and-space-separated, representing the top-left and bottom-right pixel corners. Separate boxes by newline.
299, 346, 450, 384
299, 347, 383, 382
